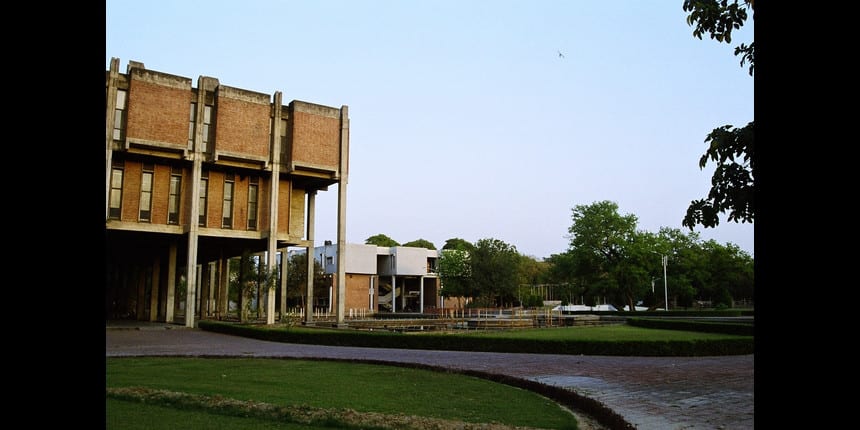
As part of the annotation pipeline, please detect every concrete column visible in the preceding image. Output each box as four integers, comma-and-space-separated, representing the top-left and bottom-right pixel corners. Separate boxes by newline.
419, 275, 425, 314
266, 92, 283, 325
335, 105, 349, 325
149, 257, 160, 322
256, 253, 265, 318
196, 264, 204, 317
304, 191, 316, 324
105, 57, 119, 219
280, 249, 289, 318
184, 210, 200, 327
369, 276, 375, 311
208, 261, 217, 316
166, 243, 177, 323
401, 278, 406, 311
184, 76, 208, 328
391, 276, 396, 313
218, 256, 230, 318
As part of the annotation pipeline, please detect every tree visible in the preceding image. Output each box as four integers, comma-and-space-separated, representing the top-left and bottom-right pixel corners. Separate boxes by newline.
402, 238, 436, 249
700, 239, 754, 306
438, 248, 473, 307
682, 0, 755, 229
516, 254, 550, 306
567, 201, 651, 311
470, 238, 521, 307
655, 227, 707, 310
544, 252, 585, 305
442, 237, 475, 252
365, 234, 399, 247
285, 252, 327, 310
517, 254, 548, 286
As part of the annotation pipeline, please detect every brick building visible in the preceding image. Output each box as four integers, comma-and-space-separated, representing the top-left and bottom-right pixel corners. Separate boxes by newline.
105, 58, 350, 327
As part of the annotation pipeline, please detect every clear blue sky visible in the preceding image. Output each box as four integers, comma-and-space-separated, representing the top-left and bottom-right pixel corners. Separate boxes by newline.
106, 0, 754, 259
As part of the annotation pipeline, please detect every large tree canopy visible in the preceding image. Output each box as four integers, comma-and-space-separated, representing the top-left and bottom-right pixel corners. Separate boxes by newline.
365, 234, 399, 247
438, 237, 523, 307
402, 238, 436, 249
681, 0, 755, 229
442, 237, 475, 252
470, 238, 521, 307
438, 248, 473, 303
555, 201, 754, 310
567, 201, 650, 311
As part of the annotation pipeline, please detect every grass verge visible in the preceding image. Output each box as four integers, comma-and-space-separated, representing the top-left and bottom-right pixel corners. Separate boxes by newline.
106, 357, 587, 430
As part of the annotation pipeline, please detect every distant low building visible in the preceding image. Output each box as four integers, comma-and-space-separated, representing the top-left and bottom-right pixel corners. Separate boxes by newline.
311, 243, 458, 314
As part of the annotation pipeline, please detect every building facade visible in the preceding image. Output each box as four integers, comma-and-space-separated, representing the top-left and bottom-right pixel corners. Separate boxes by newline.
105, 58, 349, 327
314, 243, 450, 315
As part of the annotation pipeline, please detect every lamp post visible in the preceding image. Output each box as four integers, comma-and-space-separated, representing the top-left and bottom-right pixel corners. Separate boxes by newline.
652, 251, 669, 311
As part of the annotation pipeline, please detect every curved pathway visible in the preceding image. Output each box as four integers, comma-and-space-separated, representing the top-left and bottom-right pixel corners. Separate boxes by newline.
106, 326, 753, 429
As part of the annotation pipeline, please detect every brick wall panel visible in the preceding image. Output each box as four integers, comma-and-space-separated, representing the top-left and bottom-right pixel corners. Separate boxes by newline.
289, 188, 306, 237
121, 162, 142, 222
179, 167, 189, 226
291, 110, 339, 169
344, 274, 372, 311
182, 167, 193, 226
215, 88, 271, 158
126, 79, 190, 145
150, 164, 170, 224
208, 171, 224, 228
258, 176, 271, 232
233, 175, 248, 230
276, 180, 291, 235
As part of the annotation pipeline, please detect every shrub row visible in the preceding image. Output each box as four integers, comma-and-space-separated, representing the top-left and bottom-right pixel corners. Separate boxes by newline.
626, 317, 754, 336
198, 320, 753, 356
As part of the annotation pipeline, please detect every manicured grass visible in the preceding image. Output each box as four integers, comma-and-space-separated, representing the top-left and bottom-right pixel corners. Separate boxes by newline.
106, 357, 578, 430
107, 398, 330, 430
458, 324, 750, 341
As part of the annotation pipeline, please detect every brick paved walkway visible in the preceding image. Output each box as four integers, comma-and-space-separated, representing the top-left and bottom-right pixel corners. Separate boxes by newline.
106, 326, 753, 429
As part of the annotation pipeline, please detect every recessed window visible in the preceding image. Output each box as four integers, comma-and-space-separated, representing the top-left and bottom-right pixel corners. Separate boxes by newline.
168, 167, 181, 225
248, 177, 259, 230
188, 102, 197, 148
108, 161, 124, 219
113, 90, 127, 141
139, 163, 154, 222
199, 171, 208, 227
280, 118, 288, 158
222, 173, 234, 228
202, 105, 214, 152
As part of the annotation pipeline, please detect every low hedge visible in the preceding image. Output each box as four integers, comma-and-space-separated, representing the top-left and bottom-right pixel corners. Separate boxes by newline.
198, 320, 753, 356
626, 317, 754, 336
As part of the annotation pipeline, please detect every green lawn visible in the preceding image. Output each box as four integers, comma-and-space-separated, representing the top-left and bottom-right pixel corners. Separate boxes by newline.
107, 398, 332, 430
106, 357, 578, 430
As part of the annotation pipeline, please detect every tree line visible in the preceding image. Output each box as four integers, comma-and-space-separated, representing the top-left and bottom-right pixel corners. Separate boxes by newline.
366, 200, 753, 311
